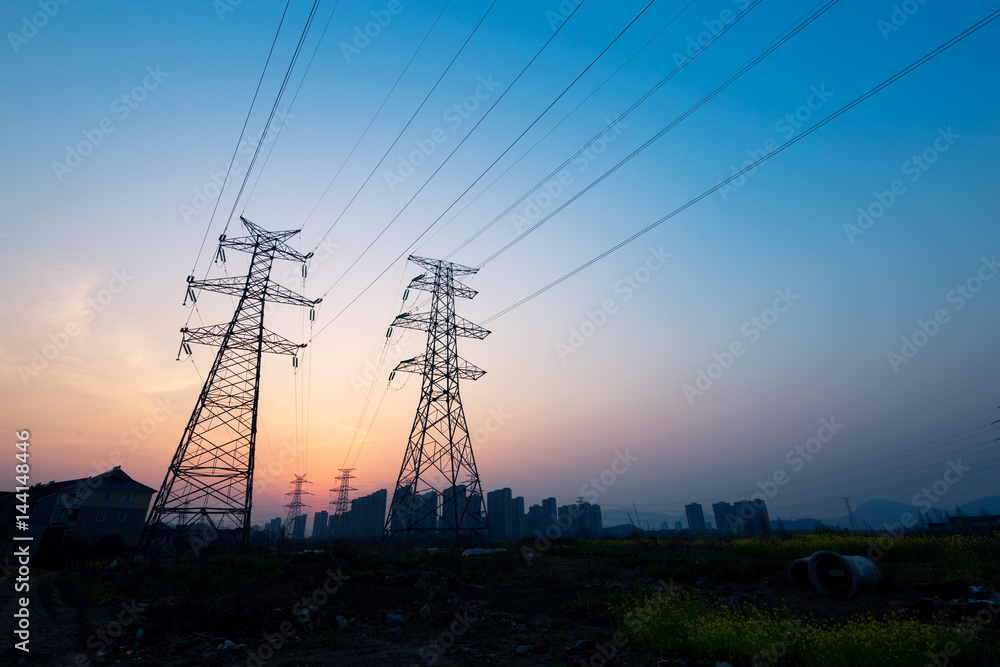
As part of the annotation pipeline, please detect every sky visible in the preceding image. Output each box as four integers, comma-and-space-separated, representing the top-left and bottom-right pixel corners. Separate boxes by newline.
2, 0, 999, 527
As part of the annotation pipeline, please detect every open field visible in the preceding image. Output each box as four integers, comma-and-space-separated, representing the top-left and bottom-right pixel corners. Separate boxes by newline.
2, 532, 998, 666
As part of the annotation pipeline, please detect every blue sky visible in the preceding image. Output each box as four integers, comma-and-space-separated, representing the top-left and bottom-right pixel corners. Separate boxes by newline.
2, 0, 998, 524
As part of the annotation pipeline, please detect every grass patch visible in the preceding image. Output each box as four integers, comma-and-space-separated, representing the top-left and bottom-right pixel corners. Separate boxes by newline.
613, 589, 1000, 666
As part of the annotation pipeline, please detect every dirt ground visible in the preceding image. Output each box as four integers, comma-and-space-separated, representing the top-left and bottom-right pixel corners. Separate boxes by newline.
0, 541, 986, 667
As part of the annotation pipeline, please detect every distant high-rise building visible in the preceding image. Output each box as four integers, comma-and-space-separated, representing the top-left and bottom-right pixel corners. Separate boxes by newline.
674, 521, 682, 531
542, 497, 557, 530
713, 501, 737, 534
511, 496, 525, 539
312, 510, 329, 538
685, 503, 707, 531
292, 513, 307, 540
486, 488, 513, 540
267, 517, 282, 537
346, 488, 387, 539
712, 499, 770, 536
526, 504, 545, 536
734, 499, 771, 537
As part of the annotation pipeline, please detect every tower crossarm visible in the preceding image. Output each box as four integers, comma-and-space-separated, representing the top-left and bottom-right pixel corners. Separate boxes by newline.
187, 277, 319, 307
393, 354, 485, 381
407, 274, 478, 299
407, 254, 478, 277
218, 216, 313, 263
182, 325, 307, 355
391, 312, 490, 339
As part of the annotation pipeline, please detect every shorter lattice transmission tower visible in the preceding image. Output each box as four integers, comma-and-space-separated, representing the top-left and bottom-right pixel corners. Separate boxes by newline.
328, 468, 356, 538
284, 475, 313, 539
383, 256, 491, 547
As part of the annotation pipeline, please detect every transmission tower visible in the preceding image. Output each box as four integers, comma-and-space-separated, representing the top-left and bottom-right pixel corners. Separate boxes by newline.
328, 468, 356, 538
140, 218, 320, 554
383, 256, 490, 547
843, 496, 859, 532
284, 474, 314, 539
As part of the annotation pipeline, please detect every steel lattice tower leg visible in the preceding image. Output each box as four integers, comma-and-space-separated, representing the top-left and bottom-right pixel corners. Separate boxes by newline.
383, 255, 491, 547
139, 218, 320, 556
328, 468, 356, 538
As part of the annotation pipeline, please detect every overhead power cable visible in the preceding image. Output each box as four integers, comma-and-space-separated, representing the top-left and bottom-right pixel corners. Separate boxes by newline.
299, 1, 453, 232
190, 0, 293, 276
416, 0, 700, 254
313, 0, 588, 304
244, 0, 343, 209
445, 0, 765, 260
481, 8, 1000, 325
220, 0, 324, 237
308, 0, 500, 255
475, 0, 837, 269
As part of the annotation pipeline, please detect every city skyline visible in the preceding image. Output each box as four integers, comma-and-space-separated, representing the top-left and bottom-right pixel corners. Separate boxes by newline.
2, 1, 998, 527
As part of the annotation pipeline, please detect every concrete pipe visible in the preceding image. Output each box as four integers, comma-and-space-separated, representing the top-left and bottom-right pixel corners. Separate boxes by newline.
806, 550, 882, 595
788, 557, 814, 590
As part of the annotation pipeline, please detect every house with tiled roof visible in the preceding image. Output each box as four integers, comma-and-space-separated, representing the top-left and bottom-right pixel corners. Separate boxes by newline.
27, 466, 154, 560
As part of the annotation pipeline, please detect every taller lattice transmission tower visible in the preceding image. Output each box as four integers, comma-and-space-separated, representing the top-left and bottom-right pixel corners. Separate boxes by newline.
284, 475, 313, 539
140, 218, 320, 554
328, 468, 356, 538
383, 256, 491, 547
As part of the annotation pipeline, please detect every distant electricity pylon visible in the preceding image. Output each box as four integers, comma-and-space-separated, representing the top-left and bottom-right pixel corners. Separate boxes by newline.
328, 468, 356, 538
383, 256, 490, 547
140, 218, 320, 554
843, 496, 859, 532
284, 474, 313, 538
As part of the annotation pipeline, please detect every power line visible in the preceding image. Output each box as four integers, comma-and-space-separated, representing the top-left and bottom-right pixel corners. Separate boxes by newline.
221, 0, 324, 237
190, 0, 293, 277
445, 0, 765, 261
299, 0, 453, 232
417, 0, 700, 255
481, 7, 1000, 324
474, 0, 837, 269
244, 0, 343, 209
308, 0, 499, 255
312, 0, 588, 304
